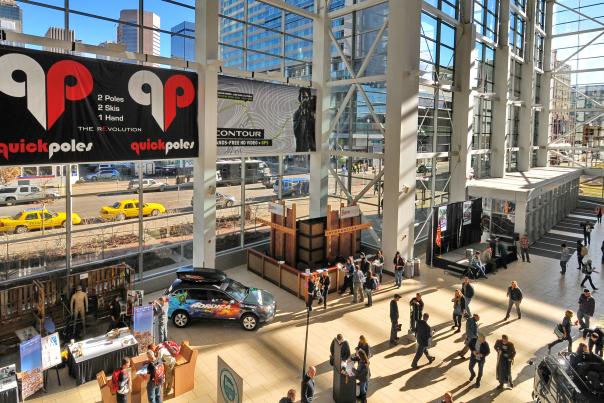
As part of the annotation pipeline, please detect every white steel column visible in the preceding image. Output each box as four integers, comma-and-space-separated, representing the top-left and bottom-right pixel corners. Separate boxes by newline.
518, 0, 537, 172
193, 0, 218, 267
450, 0, 476, 202
537, 0, 554, 166
382, 0, 421, 264
309, 0, 331, 217
491, 0, 512, 177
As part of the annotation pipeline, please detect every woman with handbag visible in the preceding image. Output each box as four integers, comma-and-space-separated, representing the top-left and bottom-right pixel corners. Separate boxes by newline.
547, 310, 574, 354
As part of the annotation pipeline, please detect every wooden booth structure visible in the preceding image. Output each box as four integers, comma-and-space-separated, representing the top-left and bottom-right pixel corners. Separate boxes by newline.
0, 263, 133, 348
248, 202, 371, 300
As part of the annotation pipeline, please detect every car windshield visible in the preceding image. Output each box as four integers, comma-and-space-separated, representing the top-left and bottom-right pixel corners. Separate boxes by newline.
223, 279, 248, 301
111, 202, 121, 208
244, 289, 265, 305
10, 212, 23, 219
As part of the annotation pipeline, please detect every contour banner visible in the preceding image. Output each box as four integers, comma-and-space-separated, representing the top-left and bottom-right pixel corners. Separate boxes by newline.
0, 45, 198, 165
217, 76, 316, 155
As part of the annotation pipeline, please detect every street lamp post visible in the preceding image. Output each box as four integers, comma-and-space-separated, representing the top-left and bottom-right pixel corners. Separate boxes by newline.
301, 272, 312, 391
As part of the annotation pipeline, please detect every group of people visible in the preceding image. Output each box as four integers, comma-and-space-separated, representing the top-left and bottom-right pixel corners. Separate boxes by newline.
111, 343, 175, 403
335, 252, 385, 307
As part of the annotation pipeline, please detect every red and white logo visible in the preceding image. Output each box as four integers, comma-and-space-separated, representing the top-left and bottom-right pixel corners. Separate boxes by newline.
0, 53, 93, 130
128, 71, 195, 131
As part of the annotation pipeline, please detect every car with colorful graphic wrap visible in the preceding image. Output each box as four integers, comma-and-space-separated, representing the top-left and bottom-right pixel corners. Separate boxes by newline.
165, 267, 276, 331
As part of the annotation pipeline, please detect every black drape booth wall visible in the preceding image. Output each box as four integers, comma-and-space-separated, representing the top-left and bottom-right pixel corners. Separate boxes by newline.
426, 199, 482, 266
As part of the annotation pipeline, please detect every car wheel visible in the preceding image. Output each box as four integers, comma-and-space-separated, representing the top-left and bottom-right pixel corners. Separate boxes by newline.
5, 197, 15, 206
60, 221, 66, 228
15, 226, 28, 234
159, 186, 165, 192
91, 176, 98, 181
172, 310, 190, 328
116, 213, 126, 221
225, 200, 233, 208
151, 209, 160, 216
241, 313, 259, 331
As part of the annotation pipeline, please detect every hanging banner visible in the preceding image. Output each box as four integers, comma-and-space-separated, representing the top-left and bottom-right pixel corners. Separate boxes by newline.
19, 335, 43, 399
217, 76, 316, 155
462, 201, 473, 226
41, 332, 62, 370
133, 304, 154, 354
438, 205, 448, 231
340, 205, 360, 219
0, 45, 198, 165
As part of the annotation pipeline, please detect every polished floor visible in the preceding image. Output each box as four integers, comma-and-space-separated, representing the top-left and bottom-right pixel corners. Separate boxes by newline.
33, 217, 603, 402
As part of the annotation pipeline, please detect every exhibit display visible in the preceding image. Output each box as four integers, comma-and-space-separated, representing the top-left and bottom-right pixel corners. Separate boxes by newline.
19, 335, 43, 399
0, 365, 18, 403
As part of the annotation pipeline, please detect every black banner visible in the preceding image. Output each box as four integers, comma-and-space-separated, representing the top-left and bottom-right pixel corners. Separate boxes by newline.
0, 45, 198, 165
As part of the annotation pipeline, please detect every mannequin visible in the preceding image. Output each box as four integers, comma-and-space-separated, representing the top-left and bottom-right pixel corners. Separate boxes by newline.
71, 285, 88, 336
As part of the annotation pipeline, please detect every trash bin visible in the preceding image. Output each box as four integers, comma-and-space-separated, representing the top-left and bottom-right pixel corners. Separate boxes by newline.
465, 248, 474, 261
404, 260, 414, 278
413, 258, 421, 277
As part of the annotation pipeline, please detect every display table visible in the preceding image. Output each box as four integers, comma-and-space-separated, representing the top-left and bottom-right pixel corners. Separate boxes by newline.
68, 333, 138, 385
0, 365, 18, 403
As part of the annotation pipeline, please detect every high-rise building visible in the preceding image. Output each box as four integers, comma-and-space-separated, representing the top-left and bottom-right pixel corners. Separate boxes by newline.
171, 21, 195, 61
0, 0, 23, 38
117, 9, 160, 55
43, 27, 75, 54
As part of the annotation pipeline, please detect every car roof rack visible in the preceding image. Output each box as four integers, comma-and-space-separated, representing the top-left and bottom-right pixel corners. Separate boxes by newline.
176, 266, 227, 283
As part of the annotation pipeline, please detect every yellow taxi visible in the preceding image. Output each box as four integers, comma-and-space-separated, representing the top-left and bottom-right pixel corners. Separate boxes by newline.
0, 208, 82, 234
100, 199, 166, 221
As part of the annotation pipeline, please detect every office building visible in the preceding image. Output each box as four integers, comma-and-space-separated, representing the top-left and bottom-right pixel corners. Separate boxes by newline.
171, 21, 194, 61
117, 9, 160, 55
43, 27, 75, 54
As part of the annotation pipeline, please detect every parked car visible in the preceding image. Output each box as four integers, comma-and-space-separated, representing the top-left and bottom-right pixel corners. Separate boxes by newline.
190, 192, 237, 208
0, 208, 82, 234
273, 177, 310, 197
100, 199, 166, 221
85, 169, 120, 181
0, 186, 59, 206
128, 178, 168, 192
165, 266, 276, 331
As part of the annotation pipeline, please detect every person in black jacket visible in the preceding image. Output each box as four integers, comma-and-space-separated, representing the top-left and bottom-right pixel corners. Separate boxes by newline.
390, 294, 401, 344
318, 271, 331, 309
278, 389, 296, 403
306, 274, 316, 312
504, 281, 523, 320
301, 366, 316, 403
393, 252, 405, 288
329, 334, 351, 366
352, 349, 370, 403
411, 313, 435, 369
577, 239, 584, 270
583, 327, 604, 357
359, 254, 370, 276
409, 293, 424, 333
451, 289, 466, 332
339, 257, 355, 295
461, 277, 475, 317
580, 260, 598, 290
469, 334, 490, 388
547, 310, 575, 353
577, 289, 596, 329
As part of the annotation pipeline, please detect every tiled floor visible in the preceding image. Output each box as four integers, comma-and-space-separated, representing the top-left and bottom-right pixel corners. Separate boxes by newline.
30, 218, 604, 403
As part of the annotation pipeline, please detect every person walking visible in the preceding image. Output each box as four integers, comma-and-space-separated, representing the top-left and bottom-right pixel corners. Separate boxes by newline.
519, 233, 530, 263
352, 349, 371, 402
459, 314, 480, 358
601, 240, 604, 264
461, 277, 474, 317
409, 293, 424, 333
578, 289, 596, 330
112, 357, 132, 403
329, 334, 351, 366
468, 334, 489, 388
560, 243, 570, 275
301, 366, 316, 403
583, 327, 604, 357
306, 274, 317, 311
411, 313, 435, 369
319, 270, 330, 309
393, 252, 405, 288
352, 266, 365, 304
597, 207, 602, 224
339, 257, 355, 295
153, 297, 169, 343
495, 335, 516, 389
576, 239, 585, 270
580, 259, 599, 290
390, 294, 401, 344
373, 250, 384, 284
279, 389, 296, 403
504, 281, 523, 320
364, 271, 377, 307
144, 350, 165, 403
547, 310, 574, 354
585, 222, 593, 245
451, 290, 466, 333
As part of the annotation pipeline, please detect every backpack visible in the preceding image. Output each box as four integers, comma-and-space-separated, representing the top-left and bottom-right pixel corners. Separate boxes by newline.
110, 369, 128, 394
151, 360, 165, 386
